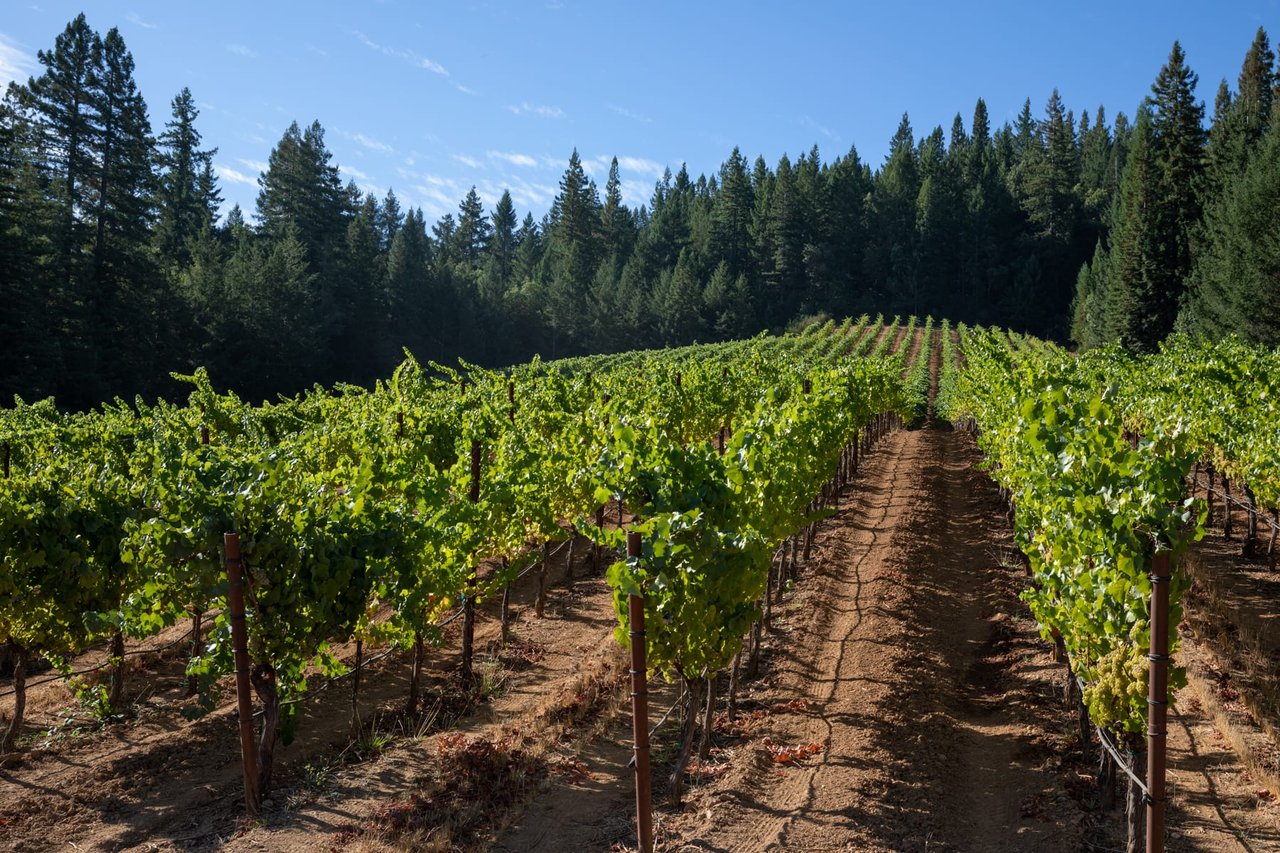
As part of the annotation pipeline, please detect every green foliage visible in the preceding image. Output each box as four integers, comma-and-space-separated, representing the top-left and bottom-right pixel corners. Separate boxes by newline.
946, 330, 1207, 732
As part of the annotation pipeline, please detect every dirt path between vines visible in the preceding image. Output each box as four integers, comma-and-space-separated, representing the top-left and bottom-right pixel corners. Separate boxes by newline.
0, 544, 624, 853
493, 421, 1084, 853
654, 424, 1082, 852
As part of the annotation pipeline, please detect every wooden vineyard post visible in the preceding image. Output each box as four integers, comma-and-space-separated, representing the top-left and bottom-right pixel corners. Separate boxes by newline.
461, 439, 481, 685
224, 533, 261, 816
4, 440, 10, 478
1146, 551, 1171, 853
626, 531, 654, 853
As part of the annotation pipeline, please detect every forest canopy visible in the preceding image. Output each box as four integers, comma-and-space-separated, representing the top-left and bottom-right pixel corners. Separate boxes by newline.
2, 15, 1277, 409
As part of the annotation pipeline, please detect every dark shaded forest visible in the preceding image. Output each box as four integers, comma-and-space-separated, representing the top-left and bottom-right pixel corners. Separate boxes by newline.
2, 14, 1277, 410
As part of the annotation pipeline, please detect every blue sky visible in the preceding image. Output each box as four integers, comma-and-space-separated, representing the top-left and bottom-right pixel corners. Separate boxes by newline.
1, 2, 1276, 224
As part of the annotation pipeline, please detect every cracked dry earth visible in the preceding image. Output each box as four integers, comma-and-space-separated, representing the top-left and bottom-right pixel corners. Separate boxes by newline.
645, 423, 1083, 852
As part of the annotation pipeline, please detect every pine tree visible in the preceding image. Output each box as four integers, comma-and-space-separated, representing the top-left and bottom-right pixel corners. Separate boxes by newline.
481, 189, 518, 302
762, 153, 806, 320
914, 126, 962, 318
0, 89, 60, 398
864, 114, 919, 314
378, 188, 403, 251
1148, 41, 1205, 318
195, 158, 222, 226
1184, 28, 1278, 337
155, 87, 216, 268
652, 248, 705, 345
1031, 89, 1080, 242
453, 186, 490, 268
512, 212, 542, 286
1103, 108, 1166, 351
708, 146, 754, 283
339, 194, 385, 380
256, 120, 348, 270
26, 13, 100, 296
811, 146, 868, 317
1189, 123, 1280, 345
600, 157, 635, 268
89, 27, 162, 394
1079, 106, 1113, 225
540, 150, 602, 353
387, 207, 432, 358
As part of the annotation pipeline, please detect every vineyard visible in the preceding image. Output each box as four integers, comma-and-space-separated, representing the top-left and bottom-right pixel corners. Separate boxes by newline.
2, 318, 1279, 851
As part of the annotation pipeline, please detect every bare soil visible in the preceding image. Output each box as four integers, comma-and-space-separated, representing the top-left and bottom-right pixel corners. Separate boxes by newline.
886, 323, 910, 359
0, 542, 624, 852
3, 359, 1279, 851
650, 424, 1084, 852
845, 322, 876, 356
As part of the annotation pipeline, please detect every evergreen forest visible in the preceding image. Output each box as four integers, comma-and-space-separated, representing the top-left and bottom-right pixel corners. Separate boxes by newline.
2, 14, 1278, 410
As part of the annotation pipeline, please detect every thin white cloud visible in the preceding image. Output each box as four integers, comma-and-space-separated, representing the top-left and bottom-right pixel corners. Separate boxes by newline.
452, 154, 482, 168
353, 30, 448, 76
801, 115, 840, 143
507, 102, 565, 119
488, 150, 539, 168
126, 12, 157, 29
339, 164, 374, 181
338, 130, 394, 154
355, 132, 393, 153
609, 104, 650, 123
620, 178, 653, 209
422, 174, 460, 189
455, 84, 477, 96
502, 179, 557, 209
236, 158, 269, 174
473, 177, 557, 212
582, 155, 667, 181
617, 156, 666, 178
215, 163, 257, 187
414, 185, 456, 205
226, 44, 256, 57
0, 33, 37, 86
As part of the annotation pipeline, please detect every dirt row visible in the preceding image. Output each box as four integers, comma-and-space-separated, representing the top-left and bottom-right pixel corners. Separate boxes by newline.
3, 334, 1280, 850
0, 540, 630, 851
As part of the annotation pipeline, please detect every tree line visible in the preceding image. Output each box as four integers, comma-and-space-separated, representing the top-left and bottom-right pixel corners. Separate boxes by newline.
2, 14, 1276, 410
1072, 31, 1280, 352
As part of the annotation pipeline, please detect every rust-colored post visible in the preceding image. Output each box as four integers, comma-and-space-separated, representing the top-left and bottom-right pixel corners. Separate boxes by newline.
508, 380, 516, 424
224, 533, 261, 816
1146, 551, 1171, 853
461, 439, 482, 684
626, 532, 653, 853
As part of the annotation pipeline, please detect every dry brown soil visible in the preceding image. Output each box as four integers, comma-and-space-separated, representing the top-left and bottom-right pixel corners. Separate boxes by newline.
3, 348, 1280, 850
